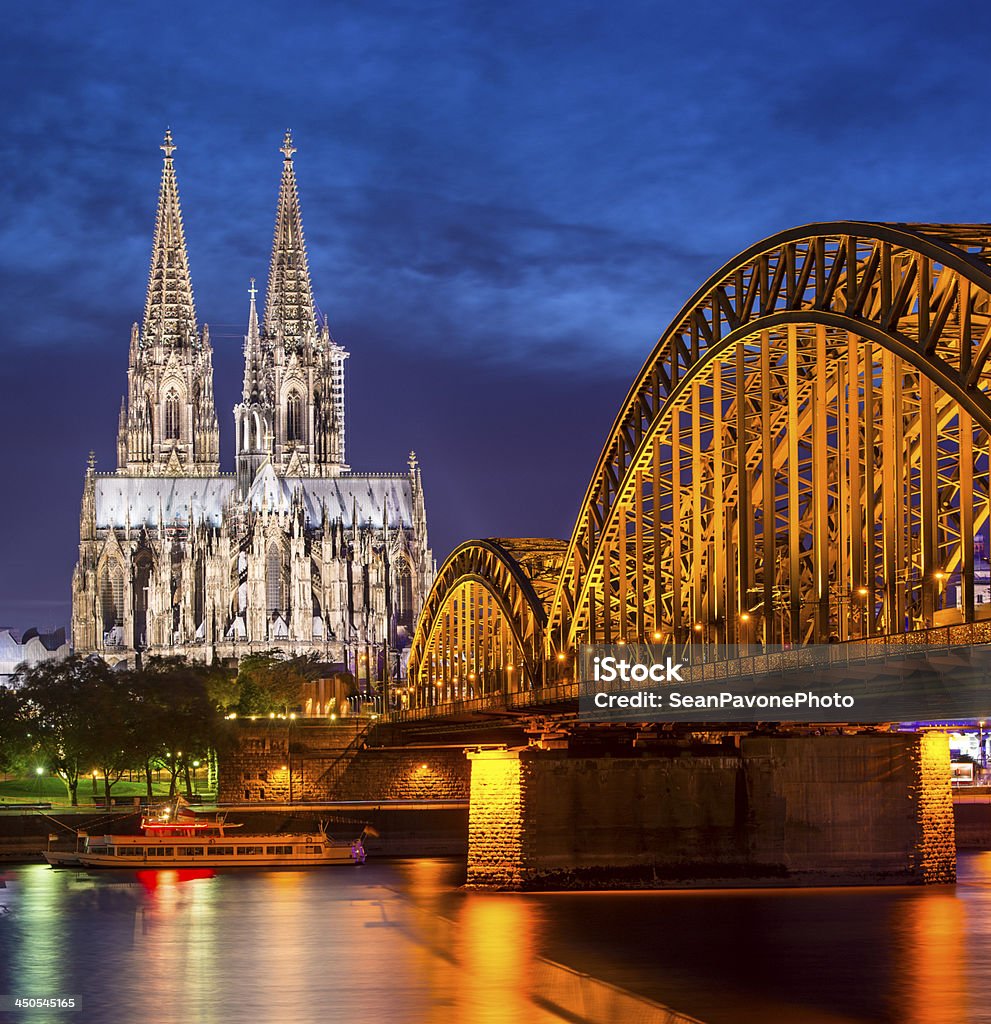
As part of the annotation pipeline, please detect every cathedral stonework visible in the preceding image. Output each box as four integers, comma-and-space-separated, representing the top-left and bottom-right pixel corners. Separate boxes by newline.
71, 131, 434, 675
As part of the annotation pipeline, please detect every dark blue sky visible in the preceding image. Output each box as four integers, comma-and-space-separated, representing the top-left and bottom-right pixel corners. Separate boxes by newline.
2, 0, 990, 631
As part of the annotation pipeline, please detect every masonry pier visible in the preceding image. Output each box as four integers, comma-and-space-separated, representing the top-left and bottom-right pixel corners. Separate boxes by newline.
466, 732, 955, 889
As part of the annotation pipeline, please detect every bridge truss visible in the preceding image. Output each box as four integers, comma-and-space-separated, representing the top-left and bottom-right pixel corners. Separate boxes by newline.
409, 223, 991, 708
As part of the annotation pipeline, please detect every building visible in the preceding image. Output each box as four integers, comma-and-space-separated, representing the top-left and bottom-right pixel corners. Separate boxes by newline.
71, 132, 433, 679
0, 627, 70, 687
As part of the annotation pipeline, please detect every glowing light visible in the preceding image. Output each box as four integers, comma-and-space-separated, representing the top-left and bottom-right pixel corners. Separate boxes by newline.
556, 653, 566, 662
35, 767, 44, 776
740, 612, 751, 622
652, 631, 662, 640
693, 623, 703, 632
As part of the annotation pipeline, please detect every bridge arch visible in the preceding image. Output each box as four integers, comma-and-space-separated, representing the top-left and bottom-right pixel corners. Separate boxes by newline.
547, 222, 991, 654
408, 539, 565, 707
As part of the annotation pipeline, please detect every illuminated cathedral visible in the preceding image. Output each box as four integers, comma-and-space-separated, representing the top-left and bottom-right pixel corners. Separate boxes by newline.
71, 131, 433, 677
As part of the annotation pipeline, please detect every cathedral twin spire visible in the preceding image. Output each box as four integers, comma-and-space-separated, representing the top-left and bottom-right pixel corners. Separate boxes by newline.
235, 129, 350, 492
118, 129, 347, 486
264, 131, 318, 345
142, 129, 198, 348
117, 130, 219, 477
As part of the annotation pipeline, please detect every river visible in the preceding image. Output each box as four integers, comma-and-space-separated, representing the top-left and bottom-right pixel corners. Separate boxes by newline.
2, 852, 990, 1023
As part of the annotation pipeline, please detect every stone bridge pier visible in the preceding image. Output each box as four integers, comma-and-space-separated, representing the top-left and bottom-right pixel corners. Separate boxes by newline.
466, 732, 955, 890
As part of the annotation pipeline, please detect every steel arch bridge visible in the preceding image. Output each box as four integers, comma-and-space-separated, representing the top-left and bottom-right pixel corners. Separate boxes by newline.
408, 222, 991, 711
407, 539, 566, 707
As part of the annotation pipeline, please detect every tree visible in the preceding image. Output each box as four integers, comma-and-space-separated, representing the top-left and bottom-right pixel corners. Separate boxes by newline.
14, 656, 118, 806
132, 658, 234, 799
85, 668, 151, 805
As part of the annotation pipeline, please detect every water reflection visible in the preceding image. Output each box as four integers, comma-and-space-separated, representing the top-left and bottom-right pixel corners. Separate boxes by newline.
891, 891, 965, 1024
4, 857, 991, 1022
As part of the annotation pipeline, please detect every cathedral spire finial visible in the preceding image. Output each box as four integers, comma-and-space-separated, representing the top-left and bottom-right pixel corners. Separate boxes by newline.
280, 130, 296, 161
161, 128, 176, 159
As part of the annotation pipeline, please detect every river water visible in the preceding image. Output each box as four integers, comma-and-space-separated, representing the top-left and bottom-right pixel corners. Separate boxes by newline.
2, 852, 991, 1024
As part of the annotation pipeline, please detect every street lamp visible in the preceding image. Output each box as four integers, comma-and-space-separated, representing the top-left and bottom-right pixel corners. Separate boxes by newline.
855, 586, 870, 639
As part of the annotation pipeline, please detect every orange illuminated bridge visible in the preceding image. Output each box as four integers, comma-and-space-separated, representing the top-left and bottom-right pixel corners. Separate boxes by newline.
407, 222, 991, 715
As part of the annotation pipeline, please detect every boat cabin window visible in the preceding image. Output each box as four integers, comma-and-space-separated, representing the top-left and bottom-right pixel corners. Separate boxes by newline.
306, 846, 321, 854
177, 846, 204, 856
236, 846, 264, 855
207, 847, 235, 856
266, 845, 294, 855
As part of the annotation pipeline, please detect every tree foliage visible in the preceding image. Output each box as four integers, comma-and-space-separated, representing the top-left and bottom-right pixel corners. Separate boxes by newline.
0, 685, 32, 773
235, 650, 322, 715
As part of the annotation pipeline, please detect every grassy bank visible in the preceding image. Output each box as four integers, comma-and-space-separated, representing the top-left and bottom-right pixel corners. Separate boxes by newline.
0, 775, 208, 807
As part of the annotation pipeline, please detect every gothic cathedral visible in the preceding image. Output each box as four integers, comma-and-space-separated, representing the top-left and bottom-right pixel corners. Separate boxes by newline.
71, 132, 434, 677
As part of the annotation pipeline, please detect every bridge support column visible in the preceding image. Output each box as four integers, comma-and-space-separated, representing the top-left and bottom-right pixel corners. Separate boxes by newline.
466, 733, 954, 890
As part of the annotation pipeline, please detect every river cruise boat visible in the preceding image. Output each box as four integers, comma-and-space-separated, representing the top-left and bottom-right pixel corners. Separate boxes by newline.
45, 799, 367, 869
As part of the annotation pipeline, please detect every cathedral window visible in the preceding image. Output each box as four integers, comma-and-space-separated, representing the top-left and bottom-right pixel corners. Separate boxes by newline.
286, 391, 302, 442
395, 560, 414, 629
164, 390, 181, 440
266, 545, 284, 615
101, 564, 125, 632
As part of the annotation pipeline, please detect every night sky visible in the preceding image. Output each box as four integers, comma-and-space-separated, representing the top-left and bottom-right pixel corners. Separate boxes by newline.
3, 1, 991, 632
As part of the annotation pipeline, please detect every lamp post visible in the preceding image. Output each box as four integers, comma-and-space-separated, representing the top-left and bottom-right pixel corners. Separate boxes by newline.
855, 586, 870, 640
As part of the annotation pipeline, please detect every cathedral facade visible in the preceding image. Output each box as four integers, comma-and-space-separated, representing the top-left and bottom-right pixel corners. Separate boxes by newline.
71, 132, 433, 678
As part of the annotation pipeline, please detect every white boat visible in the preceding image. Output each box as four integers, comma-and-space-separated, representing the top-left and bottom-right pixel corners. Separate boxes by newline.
47, 799, 367, 869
